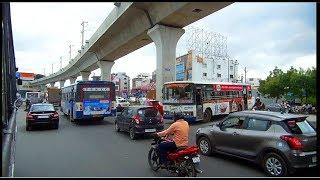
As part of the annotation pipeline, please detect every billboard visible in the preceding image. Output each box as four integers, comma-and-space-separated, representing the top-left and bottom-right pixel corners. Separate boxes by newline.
19, 72, 35, 81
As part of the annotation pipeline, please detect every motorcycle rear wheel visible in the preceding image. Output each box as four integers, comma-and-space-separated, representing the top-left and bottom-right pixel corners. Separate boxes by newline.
148, 147, 160, 171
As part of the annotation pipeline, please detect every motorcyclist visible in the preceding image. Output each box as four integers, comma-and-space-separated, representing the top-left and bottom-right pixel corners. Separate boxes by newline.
252, 97, 265, 110
25, 98, 31, 111
154, 110, 189, 167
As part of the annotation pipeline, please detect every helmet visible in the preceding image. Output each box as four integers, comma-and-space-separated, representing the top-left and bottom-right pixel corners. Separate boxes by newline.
173, 110, 184, 121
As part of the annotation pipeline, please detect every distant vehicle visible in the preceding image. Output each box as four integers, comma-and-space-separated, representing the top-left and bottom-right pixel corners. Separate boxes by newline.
26, 91, 43, 104
26, 103, 59, 131
115, 106, 164, 140
144, 99, 164, 116
162, 81, 253, 123
265, 103, 282, 112
196, 111, 316, 177
46, 87, 61, 107
61, 81, 116, 122
128, 96, 137, 103
138, 97, 147, 105
116, 99, 130, 112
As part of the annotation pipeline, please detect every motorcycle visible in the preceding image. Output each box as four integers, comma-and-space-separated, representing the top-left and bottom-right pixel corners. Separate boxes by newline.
148, 134, 202, 177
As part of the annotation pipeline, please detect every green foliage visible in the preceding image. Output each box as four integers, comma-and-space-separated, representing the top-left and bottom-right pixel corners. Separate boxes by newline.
258, 66, 316, 105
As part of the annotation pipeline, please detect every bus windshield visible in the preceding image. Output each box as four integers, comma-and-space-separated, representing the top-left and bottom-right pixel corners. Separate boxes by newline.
163, 83, 194, 104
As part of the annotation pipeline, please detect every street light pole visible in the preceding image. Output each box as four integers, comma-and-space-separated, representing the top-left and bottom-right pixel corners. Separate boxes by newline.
81, 21, 88, 47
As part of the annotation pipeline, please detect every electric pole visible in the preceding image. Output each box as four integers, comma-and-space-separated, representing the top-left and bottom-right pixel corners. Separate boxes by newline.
244, 67, 248, 83
69, 44, 73, 60
81, 21, 88, 47
60, 56, 63, 69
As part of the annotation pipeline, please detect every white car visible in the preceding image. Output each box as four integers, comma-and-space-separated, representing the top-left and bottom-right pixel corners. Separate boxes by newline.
116, 99, 130, 112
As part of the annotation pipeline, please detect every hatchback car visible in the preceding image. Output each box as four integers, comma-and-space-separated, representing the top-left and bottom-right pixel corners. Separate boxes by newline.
196, 111, 316, 177
115, 106, 164, 140
26, 103, 59, 131
116, 99, 130, 112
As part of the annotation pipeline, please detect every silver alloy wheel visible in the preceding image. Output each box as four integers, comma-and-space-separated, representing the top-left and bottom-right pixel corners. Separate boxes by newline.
199, 139, 209, 154
266, 157, 283, 176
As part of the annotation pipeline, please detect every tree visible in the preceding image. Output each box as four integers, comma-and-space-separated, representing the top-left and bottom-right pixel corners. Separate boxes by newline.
258, 66, 286, 102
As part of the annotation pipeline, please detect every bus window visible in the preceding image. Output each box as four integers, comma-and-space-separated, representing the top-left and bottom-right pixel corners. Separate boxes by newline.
163, 83, 194, 103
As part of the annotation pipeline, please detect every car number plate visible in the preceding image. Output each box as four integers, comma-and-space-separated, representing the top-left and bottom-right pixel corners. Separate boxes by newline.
145, 129, 156, 133
192, 156, 200, 163
312, 156, 316, 163
38, 115, 49, 119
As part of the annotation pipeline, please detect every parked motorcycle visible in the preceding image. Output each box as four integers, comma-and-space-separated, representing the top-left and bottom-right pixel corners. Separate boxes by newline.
148, 134, 202, 177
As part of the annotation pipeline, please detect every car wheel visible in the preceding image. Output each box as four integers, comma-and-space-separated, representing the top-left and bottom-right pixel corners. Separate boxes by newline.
129, 128, 137, 140
54, 123, 59, 129
203, 109, 212, 122
197, 137, 212, 156
115, 122, 120, 132
262, 152, 288, 177
26, 124, 32, 131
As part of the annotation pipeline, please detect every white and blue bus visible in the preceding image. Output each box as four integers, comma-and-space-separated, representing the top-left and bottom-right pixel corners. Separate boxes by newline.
61, 81, 116, 122
162, 81, 253, 123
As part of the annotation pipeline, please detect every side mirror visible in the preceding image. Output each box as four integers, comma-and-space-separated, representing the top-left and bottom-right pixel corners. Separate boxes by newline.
218, 122, 225, 130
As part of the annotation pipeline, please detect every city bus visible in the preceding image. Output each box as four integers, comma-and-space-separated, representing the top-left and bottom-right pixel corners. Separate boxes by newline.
162, 81, 253, 122
61, 81, 116, 122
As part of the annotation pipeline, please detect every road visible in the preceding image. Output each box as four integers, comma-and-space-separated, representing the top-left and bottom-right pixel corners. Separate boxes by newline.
14, 107, 317, 177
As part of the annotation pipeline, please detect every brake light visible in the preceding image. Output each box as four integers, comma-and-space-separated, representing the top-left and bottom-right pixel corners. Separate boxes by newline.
27, 113, 34, 120
280, 135, 304, 150
53, 112, 59, 118
132, 114, 141, 124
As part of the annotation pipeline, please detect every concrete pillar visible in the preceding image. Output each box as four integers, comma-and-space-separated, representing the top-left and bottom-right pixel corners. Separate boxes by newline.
97, 60, 115, 81
70, 76, 77, 84
50, 82, 55, 87
80, 71, 91, 81
147, 24, 185, 101
59, 80, 66, 88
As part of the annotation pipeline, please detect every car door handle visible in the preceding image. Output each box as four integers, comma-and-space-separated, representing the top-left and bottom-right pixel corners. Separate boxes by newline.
232, 132, 239, 136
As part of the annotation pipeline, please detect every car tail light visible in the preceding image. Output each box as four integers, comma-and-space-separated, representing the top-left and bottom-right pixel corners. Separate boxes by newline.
280, 135, 304, 150
132, 114, 141, 124
53, 112, 59, 118
27, 113, 34, 120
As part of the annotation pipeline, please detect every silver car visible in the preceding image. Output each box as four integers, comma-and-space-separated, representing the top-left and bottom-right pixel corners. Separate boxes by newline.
196, 111, 316, 176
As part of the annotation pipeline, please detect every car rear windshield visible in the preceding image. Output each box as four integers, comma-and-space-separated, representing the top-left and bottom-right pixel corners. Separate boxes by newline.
31, 105, 55, 112
284, 118, 315, 134
138, 108, 159, 117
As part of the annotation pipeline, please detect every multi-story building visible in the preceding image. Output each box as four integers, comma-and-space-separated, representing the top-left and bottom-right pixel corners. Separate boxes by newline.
246, 77, 262, 89
111, 72, 130, 97
176, 50, 239, 83
132, 73, 151, 89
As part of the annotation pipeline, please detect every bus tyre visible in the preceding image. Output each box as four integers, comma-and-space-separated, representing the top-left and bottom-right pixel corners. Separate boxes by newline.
203, 109, 212, 122
69, 112, 74, 122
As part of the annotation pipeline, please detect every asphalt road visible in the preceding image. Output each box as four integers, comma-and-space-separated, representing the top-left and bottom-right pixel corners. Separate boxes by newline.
14, 107, 317, 177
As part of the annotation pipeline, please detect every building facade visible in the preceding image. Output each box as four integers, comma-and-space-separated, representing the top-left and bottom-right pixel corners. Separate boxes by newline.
111, 72, 130, 97
176, 50, 239, 83
132, 73, 151, 89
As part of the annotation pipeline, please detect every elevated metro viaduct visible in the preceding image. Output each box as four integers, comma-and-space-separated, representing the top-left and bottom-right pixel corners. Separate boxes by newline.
30, 2, 233, 100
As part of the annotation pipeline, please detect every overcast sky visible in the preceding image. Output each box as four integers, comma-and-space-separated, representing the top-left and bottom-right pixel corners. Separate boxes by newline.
11, 2, 316, 86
